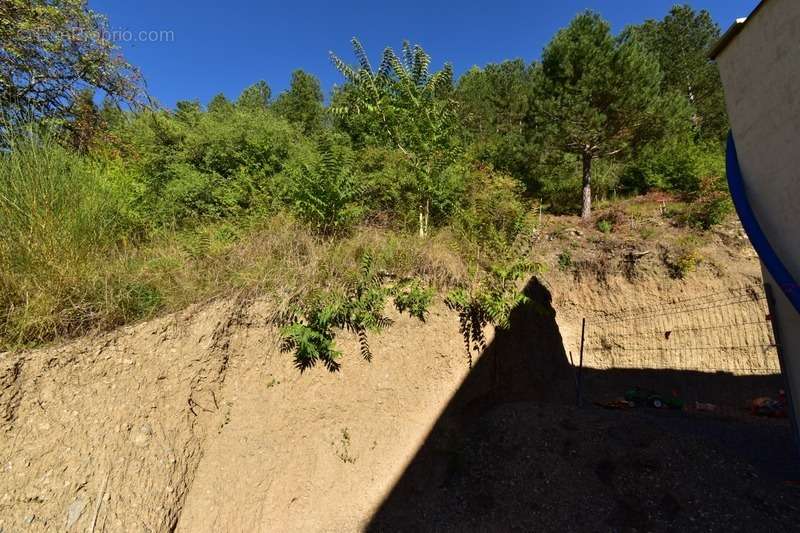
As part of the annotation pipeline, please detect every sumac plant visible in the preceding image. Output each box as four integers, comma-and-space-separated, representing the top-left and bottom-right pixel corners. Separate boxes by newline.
445, 260, 538, 368
277, 253, 433, 372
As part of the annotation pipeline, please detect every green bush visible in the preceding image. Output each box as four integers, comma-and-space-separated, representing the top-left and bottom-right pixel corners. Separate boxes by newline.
596, 219, 613, 233
663, 236, 702, 279
622, 135, 724, 194
557, 251, 572, 271
114, 106, 311, 225
352, 146, 417, 227
680, 174, 733, 229
454, 165, 527, 252
284, 138, 365, 235
392, 280, 435, 321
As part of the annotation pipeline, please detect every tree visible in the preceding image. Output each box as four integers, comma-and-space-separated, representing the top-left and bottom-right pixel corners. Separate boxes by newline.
0, 0, 144, 120
174, 100, 202, 125
208, 93, 234, 115
456, 60, 531, 139
273, 70, 324, 134
67, 89, 104, 152
330, 38, 460, 236
455, 60, 536, 185
533, 12, 662, 219
236, 80, 271, 110
623, 5, 727, 141
287, 137, 364, 235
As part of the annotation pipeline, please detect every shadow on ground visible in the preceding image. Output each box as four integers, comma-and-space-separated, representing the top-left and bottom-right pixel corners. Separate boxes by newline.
366, 277, 797, 532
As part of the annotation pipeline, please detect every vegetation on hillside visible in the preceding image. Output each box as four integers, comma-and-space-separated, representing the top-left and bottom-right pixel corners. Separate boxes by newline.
0, 2, 732, 368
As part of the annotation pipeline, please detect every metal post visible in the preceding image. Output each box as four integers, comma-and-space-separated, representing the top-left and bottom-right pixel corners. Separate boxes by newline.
578, 318, 586, 407
568, 351, 580, 407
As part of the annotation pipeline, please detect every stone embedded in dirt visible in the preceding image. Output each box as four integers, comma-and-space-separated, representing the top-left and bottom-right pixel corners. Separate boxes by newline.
65, 496, 86, 528
130, 423, 153, 447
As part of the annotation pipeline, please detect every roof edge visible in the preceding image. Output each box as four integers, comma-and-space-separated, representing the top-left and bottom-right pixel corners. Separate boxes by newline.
709, 0, 771, 59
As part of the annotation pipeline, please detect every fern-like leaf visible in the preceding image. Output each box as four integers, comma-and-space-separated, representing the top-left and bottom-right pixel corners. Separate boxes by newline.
329, 52, 357, 83
351, 37, 374, 75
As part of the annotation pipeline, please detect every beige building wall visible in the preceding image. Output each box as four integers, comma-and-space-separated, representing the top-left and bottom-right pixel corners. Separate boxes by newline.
714, 0, 800, 433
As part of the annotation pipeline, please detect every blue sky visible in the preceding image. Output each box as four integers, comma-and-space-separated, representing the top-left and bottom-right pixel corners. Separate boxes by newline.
90, 0, 758, 109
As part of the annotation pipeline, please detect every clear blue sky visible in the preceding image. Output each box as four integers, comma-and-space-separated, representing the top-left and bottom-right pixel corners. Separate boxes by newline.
89, 0, 758, 109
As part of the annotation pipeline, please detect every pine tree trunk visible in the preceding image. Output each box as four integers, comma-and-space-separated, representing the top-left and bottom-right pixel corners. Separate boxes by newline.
581, 152, 592, 220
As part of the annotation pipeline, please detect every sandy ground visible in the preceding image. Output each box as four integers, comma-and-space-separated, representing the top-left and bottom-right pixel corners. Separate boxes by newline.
175, 303, 470, 532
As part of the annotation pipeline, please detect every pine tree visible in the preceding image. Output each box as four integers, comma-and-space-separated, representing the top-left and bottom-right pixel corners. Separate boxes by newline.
533, 12, 662, 219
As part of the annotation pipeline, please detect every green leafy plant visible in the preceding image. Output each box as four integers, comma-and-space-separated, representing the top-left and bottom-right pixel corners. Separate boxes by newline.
277, 253, 432, 372
679, 175, 732, 230
557, 250, 573, 271
392, 279, 435, 322
663, 237, 702, 279
445, 260, 538, 368
596, 219, 613, 234
329, 38, 461, 236
454, 165, 527, 253
287, 137, 365, 235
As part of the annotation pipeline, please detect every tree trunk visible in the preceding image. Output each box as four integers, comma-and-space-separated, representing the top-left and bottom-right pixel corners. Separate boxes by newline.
581, 152, 592, 220
418, 200, 430, 238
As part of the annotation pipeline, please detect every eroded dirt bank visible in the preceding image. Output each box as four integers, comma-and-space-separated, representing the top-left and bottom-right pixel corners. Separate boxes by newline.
1, 232, 795, 531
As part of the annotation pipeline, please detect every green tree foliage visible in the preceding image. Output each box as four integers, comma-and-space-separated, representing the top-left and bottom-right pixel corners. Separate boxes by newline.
532, 12, 663, 219
624, 5, 727, 141
66, 89, 106, 153
330, 39, 461, 236
115, 103, 310, 225
285, 137, 364, 234
208, 93, 234, 115
272, 70, 324, 134
0, 0, 144, 120
237, 80, 271, 110
454, 164, 528, 254
174, 100, 202, 125
455, 60, 536, 184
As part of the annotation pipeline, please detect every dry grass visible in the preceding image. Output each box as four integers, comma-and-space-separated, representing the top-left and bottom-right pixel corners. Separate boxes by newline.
0, 208, 471, 351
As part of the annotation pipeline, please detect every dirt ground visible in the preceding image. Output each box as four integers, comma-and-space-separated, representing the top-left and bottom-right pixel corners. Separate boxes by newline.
2, 215, 798, 531
368, 402, 799, 532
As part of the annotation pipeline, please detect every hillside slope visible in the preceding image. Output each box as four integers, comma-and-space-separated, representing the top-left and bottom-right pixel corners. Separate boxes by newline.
1, 214, 795, 531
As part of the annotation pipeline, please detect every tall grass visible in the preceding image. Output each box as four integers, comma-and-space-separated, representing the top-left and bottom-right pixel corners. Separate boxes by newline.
0, 129, 147, 346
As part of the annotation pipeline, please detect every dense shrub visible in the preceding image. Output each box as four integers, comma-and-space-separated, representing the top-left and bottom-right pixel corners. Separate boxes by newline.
622, 134, 724, 195
284, 138, 365, 235
454, 165, 527, 253
675, 175, 733, 230
112, 106, 312, 225
354, 146, 422, 228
